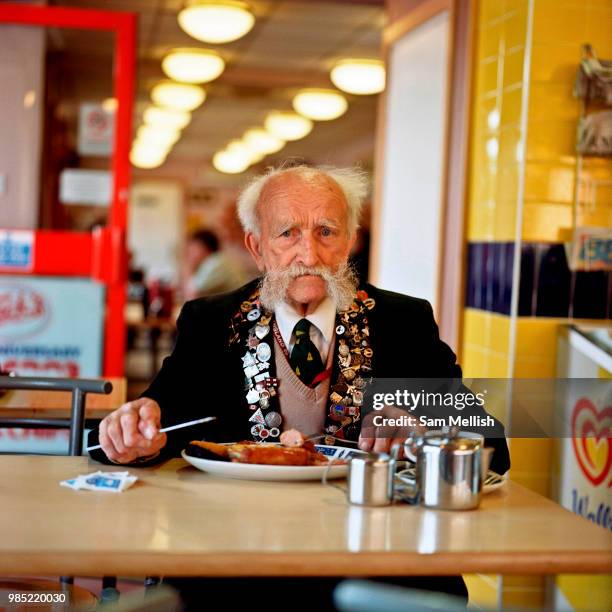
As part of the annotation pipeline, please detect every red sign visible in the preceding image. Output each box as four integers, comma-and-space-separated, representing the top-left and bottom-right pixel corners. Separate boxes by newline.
571, 398, 612, 487
0, 285, 50, 340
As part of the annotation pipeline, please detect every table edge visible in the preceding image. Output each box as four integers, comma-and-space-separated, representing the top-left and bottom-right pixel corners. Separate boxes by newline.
3, 550, 611, 577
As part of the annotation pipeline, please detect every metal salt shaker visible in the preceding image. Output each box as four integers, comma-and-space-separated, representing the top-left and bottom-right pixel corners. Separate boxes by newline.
324, 447, 398, 506
344, 446, 399, 506
346, 452, 396, 506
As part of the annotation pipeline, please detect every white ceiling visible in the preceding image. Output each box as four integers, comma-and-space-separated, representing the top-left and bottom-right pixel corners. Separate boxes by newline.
47, 0, 386, 187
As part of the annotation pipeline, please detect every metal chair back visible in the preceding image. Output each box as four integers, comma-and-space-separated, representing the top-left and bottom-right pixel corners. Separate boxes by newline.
0, 376, 113, 456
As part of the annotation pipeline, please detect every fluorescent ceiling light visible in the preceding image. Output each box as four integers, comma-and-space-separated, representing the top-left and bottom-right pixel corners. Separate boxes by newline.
130, 145, 167, 169
227, 139, 262, 164
264, 111, 313, 141
243, 128, 284, 154
292, 89, 348, 121
136, 125, 181, 148
143, 106, 191, 129
151, 81, 206, 112
330, 59, 385, 95
213, 149, 250, 174
179, 1, 255, 44
162, 49, 225, 84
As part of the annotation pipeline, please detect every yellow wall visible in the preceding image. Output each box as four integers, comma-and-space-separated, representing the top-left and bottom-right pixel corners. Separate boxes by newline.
467, 0, 527, 244
463, 309, 511, 378
462, 0, 612, 608
464, 0, 612, 377
464, 2, 529, 605
526, 0, 612, 241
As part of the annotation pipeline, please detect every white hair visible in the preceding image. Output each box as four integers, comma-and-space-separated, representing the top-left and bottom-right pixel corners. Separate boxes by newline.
237, 163, 369, 237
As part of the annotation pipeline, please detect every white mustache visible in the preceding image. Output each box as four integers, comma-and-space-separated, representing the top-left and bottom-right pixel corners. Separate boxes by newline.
259, 262, 358, 312
286, 265, 331, 279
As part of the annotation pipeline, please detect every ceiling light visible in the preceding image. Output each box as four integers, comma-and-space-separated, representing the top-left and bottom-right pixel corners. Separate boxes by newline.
162, 49, 225, 84
213, 149, 250, 174
227, 139, 262, 164
292, 89, 348, 121
132, 141, 174, 159
249, 151, 264, 164
178, 1, 255, 44
130, 145, 167, 169
330, 59, 385, 95
143, 106, 191, 129
136, 125, 181, 148
264, 111, 313, 141
131, 140, 172, 157
151, 81, 206, 112
243, 128, 284, 154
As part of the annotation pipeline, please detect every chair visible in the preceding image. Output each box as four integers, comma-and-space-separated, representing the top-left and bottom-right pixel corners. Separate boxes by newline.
0, 375, 121, 603
0, 375, 125, 455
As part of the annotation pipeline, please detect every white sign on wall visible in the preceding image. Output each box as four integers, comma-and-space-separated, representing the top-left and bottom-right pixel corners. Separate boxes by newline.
59, 169, 112, 207
78, 102, 115, 156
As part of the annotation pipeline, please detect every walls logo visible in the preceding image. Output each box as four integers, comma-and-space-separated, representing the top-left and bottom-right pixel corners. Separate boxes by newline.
571, 397, 612, 488
0, 285, 50, 341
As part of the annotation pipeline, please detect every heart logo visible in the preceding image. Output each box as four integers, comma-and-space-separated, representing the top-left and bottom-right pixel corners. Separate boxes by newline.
571, 398, 612, 487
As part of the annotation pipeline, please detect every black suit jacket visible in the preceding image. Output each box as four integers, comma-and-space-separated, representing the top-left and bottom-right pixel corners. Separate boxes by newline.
89, 279, 510, 473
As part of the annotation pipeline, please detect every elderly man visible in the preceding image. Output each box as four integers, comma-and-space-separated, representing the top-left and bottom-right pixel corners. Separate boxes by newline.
88, 164, 509, 607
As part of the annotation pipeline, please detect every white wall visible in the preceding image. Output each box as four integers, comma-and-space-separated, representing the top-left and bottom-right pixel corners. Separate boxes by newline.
0, 25, 45, 228
128, 181, 184, 282
372, 11, 450, 312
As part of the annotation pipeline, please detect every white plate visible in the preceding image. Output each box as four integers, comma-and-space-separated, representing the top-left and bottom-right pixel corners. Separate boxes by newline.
181, 444, 363, 482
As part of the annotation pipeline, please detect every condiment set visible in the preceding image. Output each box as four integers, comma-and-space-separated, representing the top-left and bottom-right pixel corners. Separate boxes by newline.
325, 427, 493, 511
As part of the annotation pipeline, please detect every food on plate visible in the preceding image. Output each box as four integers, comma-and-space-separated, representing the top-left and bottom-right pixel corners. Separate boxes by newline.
279, 428, 306, 447
185, 430, 342, 467
228, 444, 329, 466
185, 440, 231, 461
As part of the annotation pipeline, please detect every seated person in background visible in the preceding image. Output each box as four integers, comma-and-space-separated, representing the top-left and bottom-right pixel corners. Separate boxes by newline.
183, 228, 248, 299
89, 163, 510, 608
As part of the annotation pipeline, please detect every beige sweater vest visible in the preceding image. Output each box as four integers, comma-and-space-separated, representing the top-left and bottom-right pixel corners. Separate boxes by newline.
273, 333, 335, 437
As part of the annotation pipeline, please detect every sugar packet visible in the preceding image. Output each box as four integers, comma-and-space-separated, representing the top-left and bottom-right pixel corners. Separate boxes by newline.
60, 470, 138, 493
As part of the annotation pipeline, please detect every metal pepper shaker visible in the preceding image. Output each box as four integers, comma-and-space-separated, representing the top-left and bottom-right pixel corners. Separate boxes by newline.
346, 452, 396, 505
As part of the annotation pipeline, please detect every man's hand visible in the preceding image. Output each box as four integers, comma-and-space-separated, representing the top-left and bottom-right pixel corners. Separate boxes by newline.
98, 398, 167, 464
358, 405, 426, 457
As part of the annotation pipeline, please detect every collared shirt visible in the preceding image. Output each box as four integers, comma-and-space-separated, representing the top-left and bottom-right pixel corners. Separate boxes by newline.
274, 297, 337, 363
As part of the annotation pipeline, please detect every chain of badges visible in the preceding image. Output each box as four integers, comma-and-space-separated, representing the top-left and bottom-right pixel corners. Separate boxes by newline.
229, 289, 281, 442
228, 287, 375, 444
323, 289, 375, 444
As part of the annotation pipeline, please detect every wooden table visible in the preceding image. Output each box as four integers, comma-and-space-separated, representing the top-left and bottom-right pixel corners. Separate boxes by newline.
1, 456, 610, 577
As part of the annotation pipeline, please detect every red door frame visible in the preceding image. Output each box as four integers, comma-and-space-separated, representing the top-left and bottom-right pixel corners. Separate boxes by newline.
0, 4, 137, 376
